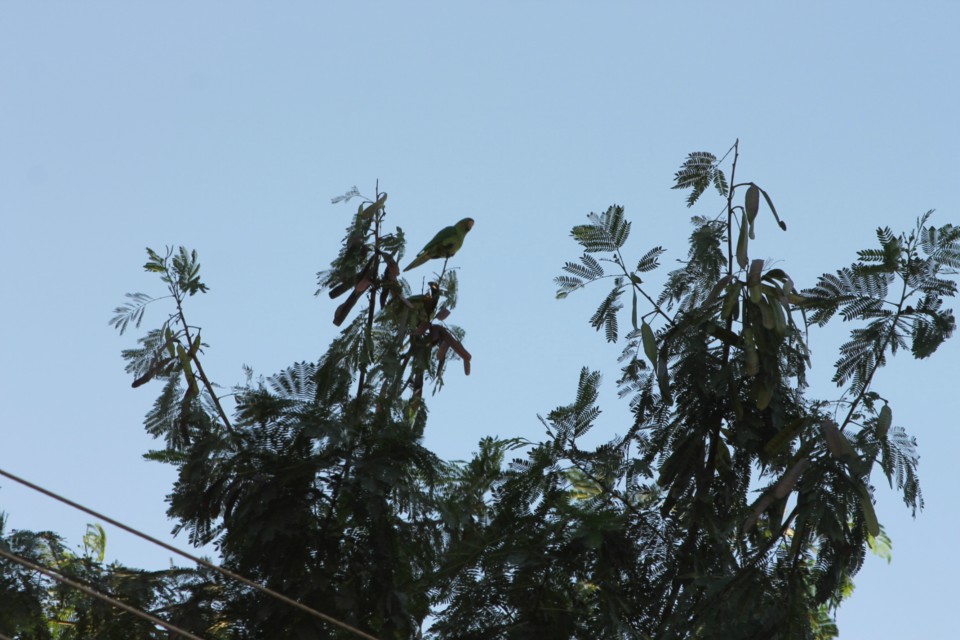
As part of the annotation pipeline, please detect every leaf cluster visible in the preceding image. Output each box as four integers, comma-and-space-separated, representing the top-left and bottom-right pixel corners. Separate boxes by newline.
671, 151, 730, 207
802, 212, 959, 395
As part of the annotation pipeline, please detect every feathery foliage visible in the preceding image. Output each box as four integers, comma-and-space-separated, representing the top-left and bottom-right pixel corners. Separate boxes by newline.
435, 139, 956, 639
6, 145, 953, 639
0, 516, 228, 639
102, 186, 473, 638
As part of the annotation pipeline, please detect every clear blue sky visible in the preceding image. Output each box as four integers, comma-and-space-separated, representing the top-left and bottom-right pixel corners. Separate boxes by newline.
2, 3, 958, 636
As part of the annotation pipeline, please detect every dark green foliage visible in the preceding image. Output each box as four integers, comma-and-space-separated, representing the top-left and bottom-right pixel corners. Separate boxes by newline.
431, 371, 665, 639
658, 216, 727, 312
559, 206, 665, 346
0, 518, 227, 639
7, 148, 951, 639
570, 205, 632, 253
590, 281, 623, 343
100, 187, 471, 639
431, 142, 956, 639
671, 151, 729, 207
802, 210, 958, 394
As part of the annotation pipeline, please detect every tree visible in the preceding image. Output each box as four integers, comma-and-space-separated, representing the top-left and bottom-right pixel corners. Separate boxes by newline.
104, 188, 473, 639
3, 144, 955, 639
430, 142, 956, 638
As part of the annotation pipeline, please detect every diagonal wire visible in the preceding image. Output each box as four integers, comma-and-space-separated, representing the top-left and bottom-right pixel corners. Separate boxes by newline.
0, 467, 380, 640
0, 546, 205, 640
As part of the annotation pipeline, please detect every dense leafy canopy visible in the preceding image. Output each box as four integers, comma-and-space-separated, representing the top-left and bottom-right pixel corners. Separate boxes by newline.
2, 146, 956, 639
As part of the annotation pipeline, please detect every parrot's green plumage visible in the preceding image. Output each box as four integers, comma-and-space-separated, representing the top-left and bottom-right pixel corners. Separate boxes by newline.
403, 218, 474, 272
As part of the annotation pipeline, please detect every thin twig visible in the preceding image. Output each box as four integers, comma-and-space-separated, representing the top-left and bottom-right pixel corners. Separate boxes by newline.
172, 292, 235, 435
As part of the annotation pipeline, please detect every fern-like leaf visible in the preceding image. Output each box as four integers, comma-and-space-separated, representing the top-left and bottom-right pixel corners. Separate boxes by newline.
856, 248, 887, 263
713, 168, 728, 197
840, 297, 884, 322
172, 247, 209, 296
636, 246, 666, 273
880, 426, 923, 514
911, 307, 955, 358
110, 292, 155, 335
672, 151, 717, 207
571, 206, 631, 252
590, 283, 624, 343
331, 185, 361, 204
923, 222, 960, 268
555, 275, 585, 298
605, 307, 619, 343
563, 255, 605, 280
267, 361, 318, 401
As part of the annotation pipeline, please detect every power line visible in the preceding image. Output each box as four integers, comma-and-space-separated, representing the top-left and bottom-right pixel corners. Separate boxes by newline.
0, 546, 205, 640
0, 467, 380, 640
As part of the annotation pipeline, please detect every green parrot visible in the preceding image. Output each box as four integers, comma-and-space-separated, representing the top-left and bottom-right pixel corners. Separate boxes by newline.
403, 218, 474, 272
